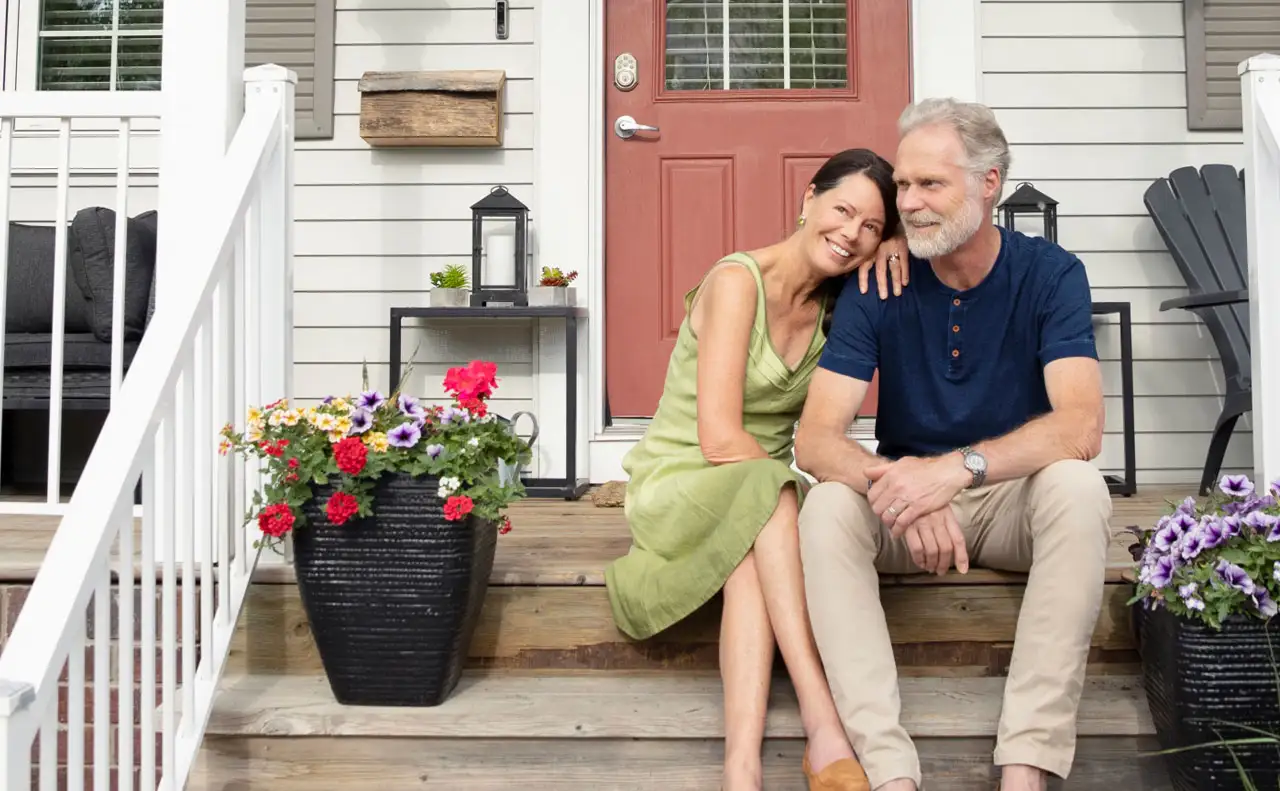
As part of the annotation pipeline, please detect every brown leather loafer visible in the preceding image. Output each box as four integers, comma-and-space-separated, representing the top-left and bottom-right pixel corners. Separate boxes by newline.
803, 746, 872, 791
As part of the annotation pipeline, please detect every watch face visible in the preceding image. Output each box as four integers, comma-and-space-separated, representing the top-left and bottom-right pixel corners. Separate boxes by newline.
967, 453, 987, 472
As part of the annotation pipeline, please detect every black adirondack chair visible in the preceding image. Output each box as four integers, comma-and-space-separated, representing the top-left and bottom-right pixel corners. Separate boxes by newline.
1143, 164, 1252, 496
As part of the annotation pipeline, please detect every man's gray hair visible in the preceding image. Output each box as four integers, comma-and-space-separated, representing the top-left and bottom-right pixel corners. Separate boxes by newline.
898, 98, 1012, 192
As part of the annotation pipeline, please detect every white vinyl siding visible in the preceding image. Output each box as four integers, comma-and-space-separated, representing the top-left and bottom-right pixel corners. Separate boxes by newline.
290, 1, 538, 442
981, 0, 1249, 486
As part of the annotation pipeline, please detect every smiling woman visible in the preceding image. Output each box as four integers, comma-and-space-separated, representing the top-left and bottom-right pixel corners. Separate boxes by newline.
603, 148, 906, 790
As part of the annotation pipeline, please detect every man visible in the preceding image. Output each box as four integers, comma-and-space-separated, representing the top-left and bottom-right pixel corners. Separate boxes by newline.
794, 97, 1113, 791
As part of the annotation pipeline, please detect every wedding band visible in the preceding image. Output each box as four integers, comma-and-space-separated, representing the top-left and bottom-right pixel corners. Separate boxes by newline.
888, 252, 900, 261
887, 505, 899, 516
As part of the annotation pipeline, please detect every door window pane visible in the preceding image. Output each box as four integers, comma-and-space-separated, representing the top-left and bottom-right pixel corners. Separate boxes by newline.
665, 0, 848, 91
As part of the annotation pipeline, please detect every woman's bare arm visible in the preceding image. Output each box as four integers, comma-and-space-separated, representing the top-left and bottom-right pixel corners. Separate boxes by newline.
690, 264, 771, 465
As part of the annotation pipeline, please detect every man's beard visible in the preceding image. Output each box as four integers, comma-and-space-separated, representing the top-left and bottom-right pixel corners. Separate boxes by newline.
902, 193, 984, 259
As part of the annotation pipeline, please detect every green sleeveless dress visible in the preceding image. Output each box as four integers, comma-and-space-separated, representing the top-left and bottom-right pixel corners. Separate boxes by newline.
604, 252, 828, 641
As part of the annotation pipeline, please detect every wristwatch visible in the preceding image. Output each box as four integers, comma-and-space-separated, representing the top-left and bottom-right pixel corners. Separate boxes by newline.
958, 446, 987, 488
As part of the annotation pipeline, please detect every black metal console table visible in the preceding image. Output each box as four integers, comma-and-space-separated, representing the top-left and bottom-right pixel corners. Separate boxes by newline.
387, 305, 590, 500
1092, 301, 1136, 496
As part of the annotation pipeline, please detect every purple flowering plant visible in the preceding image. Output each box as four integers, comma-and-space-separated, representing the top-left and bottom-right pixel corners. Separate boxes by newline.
1128, 474, 1280, 628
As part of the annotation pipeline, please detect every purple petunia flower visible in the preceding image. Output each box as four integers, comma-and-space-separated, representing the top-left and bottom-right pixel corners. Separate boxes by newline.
1221, 514, 1243, 540
1220, 474, 1254, 498
1176, 496, 1197, 516
397, 393, 426, 419
1216, 559, 1255, 595
1178, 529, 1206, 561
1153, 521, 1183, 553
1147, 555, 1175, 589
1273, 561, 1280, 586
356, 390, 386, 411
425, 443, 444, 458
1253, 589, 1278, 619
1272, 479, 1280, 499
1199, 517, 1227, 550
1243, 510, 1280, 536
348, 408, 373, 434
387, 422, 421, 448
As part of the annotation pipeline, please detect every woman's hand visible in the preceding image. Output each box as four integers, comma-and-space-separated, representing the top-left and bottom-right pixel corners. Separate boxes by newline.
857, 234, 910, 299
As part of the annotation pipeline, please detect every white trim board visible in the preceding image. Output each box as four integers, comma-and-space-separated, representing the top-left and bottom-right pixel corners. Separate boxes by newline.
533, 0, 981, 484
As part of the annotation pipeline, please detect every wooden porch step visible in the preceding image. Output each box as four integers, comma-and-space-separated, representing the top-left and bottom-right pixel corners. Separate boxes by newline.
227, 581, 1140, 676
188, 671, 1173, 790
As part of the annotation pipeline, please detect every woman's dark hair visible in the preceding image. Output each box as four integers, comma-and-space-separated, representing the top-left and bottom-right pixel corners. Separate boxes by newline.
805, 148, 900, 321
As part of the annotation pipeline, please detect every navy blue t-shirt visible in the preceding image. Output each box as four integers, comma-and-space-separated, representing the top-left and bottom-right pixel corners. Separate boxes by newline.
817, 226, 1097, 460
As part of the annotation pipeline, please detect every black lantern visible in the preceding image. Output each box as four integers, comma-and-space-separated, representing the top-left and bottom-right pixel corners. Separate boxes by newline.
469, 185, 529, 307
998, 181, 1058, 243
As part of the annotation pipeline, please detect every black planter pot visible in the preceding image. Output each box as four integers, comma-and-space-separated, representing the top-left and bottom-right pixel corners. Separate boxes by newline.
1137, 602, 1280, 790
293, 472, 498, 707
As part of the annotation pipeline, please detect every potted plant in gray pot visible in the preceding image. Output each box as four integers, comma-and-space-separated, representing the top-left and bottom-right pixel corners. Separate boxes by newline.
528, 266, 577, 306
219, 359, 532, 707
1128, 473, 1280, 790
429, 263, 470, 307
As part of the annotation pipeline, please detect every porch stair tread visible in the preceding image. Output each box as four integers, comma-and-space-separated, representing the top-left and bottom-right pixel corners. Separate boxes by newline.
204, 671, 1156, 739
245, 489, 1180, 587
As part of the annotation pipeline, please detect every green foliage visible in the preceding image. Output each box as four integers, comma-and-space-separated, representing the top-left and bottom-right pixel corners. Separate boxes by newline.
430, 263, 470, 290
538, 266, 578, 287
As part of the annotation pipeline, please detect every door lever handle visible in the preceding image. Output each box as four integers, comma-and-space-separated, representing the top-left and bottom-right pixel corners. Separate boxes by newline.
615, 115, 659, 139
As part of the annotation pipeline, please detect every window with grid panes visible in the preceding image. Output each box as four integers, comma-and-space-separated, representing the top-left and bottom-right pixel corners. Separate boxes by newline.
664, 0, 848, 91
36, 0, 163, 90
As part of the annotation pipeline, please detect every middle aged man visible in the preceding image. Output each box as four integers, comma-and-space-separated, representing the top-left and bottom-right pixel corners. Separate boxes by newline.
793, 97, 1113, 791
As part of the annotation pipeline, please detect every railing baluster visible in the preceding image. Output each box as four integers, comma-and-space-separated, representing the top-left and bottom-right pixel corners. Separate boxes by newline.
179, 356, 196, 738
67, 622, 85, 791
0, 117, 13, 477
159, 402, 176, 785
214, 264, 233, 620
197, 318, 214, 676
116, 490, 135, 791
140, 429, 157, 788
39, 693, 56, 791
112, 118, 133, 398
93, 572, 109, 790
47, 117, 72, 505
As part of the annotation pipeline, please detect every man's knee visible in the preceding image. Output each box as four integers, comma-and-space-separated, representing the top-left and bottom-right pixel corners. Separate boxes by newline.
798, 481, 879, 557
1028, 459, 1113, 544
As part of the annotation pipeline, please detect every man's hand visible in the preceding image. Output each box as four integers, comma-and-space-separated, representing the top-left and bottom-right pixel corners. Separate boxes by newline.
857, 234, 910, 299
866, 454, 970, 533
900, 504, 969, 575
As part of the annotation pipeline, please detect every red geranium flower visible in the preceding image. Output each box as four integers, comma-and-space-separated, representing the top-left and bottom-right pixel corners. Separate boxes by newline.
444, 360, 498, 402
258, 503, 295, 537
499, 516, 512, 535
326, 491, 359, 525
333, 436, 368, 475
443, 495, 474, 522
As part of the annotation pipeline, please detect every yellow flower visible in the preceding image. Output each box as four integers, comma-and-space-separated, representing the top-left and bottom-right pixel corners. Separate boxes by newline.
330, 397, 349, 411
312, 413, 338, 432
327, 430, 345, 444
303, 406, 318, 421
218, 439, 232, 456
364, 431, 389, 453
247, 406, 263, 423
268, 410, 286, 427
335, 416, 353, 434
281, 408, 301, 426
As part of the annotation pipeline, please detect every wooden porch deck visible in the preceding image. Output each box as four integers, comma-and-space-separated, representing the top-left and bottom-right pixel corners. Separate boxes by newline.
1, 488, 1185, 789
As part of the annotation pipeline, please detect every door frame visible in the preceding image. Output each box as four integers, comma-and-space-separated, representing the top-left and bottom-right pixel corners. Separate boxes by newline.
533, 0, 983, 483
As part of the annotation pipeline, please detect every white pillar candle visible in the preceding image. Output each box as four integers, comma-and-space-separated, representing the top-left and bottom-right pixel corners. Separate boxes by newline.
484, 231, 516, 287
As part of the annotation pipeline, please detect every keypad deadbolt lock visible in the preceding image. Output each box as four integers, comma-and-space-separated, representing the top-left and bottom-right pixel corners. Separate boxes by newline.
614, 52, 638, 91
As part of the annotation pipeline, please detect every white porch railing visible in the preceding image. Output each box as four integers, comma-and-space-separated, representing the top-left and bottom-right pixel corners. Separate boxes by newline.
1240, 54, 1280, 490
0, 93, 162, 513
0, 64, 294, 790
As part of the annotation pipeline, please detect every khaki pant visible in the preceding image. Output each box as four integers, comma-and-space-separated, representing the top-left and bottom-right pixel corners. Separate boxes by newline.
797, 459, 1113, 790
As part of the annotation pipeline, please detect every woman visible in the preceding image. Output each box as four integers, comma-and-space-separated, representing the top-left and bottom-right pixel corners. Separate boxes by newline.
603, 149, 907, 791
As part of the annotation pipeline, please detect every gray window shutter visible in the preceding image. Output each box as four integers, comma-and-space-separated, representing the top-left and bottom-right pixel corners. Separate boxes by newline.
245, 0, 335, 139
1184, 0, 1280, 131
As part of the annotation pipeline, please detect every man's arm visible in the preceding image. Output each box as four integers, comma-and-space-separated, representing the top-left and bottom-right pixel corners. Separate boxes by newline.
966, 356, 1105, 482
794, 368, 882, 495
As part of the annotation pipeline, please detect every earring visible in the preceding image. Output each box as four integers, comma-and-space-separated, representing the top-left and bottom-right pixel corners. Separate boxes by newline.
797, 215, 806, 228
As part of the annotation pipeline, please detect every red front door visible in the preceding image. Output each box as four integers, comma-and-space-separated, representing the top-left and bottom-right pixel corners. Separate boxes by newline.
604, 0, 912, 419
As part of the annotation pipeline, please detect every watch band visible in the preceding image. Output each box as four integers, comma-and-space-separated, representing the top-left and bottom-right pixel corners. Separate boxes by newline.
959, 445, 987, 488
